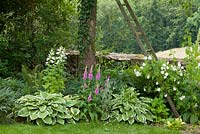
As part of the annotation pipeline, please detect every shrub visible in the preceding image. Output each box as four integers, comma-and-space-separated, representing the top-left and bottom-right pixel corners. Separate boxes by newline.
14, 92, 80, 125
0, 78, 28, 123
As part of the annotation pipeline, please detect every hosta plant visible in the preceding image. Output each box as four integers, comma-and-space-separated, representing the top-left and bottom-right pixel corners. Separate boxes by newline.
14, 92, 80, 125
110, 87, 154, 124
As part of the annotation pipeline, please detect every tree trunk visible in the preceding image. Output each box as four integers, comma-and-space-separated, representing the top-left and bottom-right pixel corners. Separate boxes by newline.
84, 0, 97, 67
78, 0, 97, 69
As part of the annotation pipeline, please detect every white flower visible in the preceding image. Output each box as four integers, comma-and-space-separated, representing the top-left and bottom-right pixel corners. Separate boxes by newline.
165, 72, 169, 77
166, 66, 169, 70
173, 87, 177, 91
161, 67, 164, 70
146, 74, 150, 79
179, 72, 183, 76
164, 94, 167, 97
144, 56, 148, 60
178, 62, 181, 67
181, 66, 184, 70
156, 82, 159, 85
180, 96, 185, 100
164, 76, 167, 79
148, 56, 152, 60
156, 88, 161, 92
140, 66, 144, 69
161, 71, 165, 74
135, 71, 141, 77
162, 63, 166, 67
142, 63, 146, 67
144, 88, 146, 92
177, 81, 180, 84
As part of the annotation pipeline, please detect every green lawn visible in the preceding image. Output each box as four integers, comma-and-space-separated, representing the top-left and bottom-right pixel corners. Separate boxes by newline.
0, 122, 180, 134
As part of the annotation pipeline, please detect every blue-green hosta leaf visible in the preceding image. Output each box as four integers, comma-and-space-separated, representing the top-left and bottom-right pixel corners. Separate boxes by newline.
57, 118, 65, 125
30, 111, 38, 120
38, 110, 49, 119
39, 105, 46, 112
70, 108, 80, 116
136, 114, 146, 124
42, 116, 53, 125
17, 107, 29, 117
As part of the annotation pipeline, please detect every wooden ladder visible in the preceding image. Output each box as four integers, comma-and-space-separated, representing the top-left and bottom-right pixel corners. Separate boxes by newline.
115, 0, 158, 60
116, 0, 180, 118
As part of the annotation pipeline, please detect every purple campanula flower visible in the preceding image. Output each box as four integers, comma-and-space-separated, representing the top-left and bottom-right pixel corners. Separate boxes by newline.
83, 66, 87, 80
88, 65, 93, 80
95, 87, 99, 95
88, 94, 92, 102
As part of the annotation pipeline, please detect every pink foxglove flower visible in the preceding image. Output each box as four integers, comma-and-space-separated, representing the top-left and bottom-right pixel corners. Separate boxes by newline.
83, 66, 87, 80
88, 94, 92, 102
96, 66, 101, 80
95, 87, 99, 95
88, 65, 93, 80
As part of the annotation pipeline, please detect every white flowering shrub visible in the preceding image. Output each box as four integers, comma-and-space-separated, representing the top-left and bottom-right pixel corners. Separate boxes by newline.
42, 46, 67, 93
131, 58, 185, 97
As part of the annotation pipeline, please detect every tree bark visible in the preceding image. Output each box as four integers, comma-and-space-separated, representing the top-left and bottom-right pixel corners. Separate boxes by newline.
84, 0, 97, 68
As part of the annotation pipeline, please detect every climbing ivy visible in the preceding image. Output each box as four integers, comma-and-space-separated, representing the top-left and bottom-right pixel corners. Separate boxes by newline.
77, 0, 96, 52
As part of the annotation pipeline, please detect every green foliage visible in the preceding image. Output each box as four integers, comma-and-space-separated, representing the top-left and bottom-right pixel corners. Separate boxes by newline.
21, 65, 43, 93
149, 97, 170, 122
14, 92, 80, 125
175, 35, 200, 124
110, 87, 153, 124
0, 88, 16, 123
0, 0, 78, 77
42, 47, 67, 93
166, 118, 185, 130
0, 78, 28, 123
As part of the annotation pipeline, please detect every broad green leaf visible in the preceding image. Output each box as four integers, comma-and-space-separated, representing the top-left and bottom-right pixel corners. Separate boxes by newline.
42, 116, 53, 125
38, 110, 49, 119
17, 107, 29, 117
53, 97, 65, 104
53, 105, 64, 112
128, 118, 135, 125
57, 118, 65, 125
39, 105, 46, 112
70, 108, 80, 116
183, 113, 190, 122
190, 114, 198, 124
30, 111, 38, 120
136, 114, 146, 123
66, 100, 77, 107
65, 113, 73, 119
122, 113, 129, 121
116, 114, 122, 122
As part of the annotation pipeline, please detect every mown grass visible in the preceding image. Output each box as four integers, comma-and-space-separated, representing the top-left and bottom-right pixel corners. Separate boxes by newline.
0, 122, 180, 134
